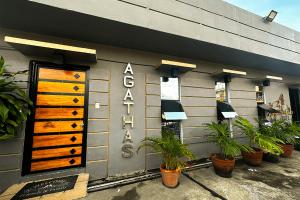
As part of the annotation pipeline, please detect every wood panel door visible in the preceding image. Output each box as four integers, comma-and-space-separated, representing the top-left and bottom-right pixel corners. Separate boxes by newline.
22, 62, 89, 175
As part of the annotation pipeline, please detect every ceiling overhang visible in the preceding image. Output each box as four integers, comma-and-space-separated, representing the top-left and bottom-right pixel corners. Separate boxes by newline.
1, 0, 300, 76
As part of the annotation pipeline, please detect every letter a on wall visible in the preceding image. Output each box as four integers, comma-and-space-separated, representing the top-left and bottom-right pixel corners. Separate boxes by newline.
124, 63, 133, 75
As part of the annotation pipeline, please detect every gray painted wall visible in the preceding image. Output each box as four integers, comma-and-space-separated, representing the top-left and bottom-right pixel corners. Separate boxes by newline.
108, 62, 146, 176
0, 27, 295, 192
31, 0, 300, 65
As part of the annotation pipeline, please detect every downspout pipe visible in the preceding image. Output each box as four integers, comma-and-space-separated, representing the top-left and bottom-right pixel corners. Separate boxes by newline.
87, 161, 212, 193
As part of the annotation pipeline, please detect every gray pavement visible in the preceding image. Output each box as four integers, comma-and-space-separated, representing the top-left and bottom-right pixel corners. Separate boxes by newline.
83, 151, 300, 200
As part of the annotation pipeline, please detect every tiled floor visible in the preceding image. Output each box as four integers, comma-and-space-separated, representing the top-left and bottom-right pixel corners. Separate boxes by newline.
83, 151, 300, 200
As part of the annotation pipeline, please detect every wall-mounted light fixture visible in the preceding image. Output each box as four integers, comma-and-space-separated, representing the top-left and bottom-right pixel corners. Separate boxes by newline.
161, 60, 196, 69
266, 75, 283, 81
223, 69, 247, 76
265, 10, 278, 22
4, 36, 96, 54
4, 36, 97, 63
157, 60, 196, 78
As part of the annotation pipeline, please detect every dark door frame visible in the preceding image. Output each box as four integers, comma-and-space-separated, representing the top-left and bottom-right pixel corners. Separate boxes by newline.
289, 88, 300, 123
22, 61, 90, 175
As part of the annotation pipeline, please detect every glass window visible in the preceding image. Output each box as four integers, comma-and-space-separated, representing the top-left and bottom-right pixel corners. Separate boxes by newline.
256, 85, 264, 104
215, 82, 226, 102
161, 77, 179, 100
161, 77, 181, 139
161, 121, 181, 139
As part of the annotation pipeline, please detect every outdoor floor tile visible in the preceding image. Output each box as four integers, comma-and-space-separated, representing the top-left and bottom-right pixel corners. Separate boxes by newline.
83, 175, 217, 200
187, 151, 300, 200
83, 151, 300, 200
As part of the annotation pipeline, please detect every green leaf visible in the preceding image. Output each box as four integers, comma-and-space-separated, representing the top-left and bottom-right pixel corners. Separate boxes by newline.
137, 128, 195, 170
6, 120, 18, 127
0, 103, 9, 122
0, 56, 32, 141
204, 121, 252, 159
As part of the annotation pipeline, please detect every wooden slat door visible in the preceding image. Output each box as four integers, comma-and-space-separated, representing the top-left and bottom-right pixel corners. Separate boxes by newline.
22, 62, 89, 175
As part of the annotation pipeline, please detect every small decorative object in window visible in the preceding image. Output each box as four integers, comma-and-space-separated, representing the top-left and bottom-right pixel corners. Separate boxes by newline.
215, 82, 226, 102
256, 86, 264, 104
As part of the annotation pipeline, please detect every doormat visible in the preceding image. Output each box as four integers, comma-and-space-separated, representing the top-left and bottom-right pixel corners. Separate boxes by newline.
11, 175, 78, 200
0, 173, 89, 200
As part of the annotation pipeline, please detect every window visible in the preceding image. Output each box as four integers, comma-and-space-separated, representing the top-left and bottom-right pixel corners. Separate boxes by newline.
215, 81, 237, 121
215, 82, 226, 102
160, 77, 184, 139
256, 86, 264, 104
161, 77, 179, 100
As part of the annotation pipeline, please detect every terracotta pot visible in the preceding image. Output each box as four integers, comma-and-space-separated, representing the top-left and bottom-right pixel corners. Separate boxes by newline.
211, 154, 235, 178
160, 164, 181, 188
263, 152, 280, 163
281, 144, 294, 157
242, 148, 263, 166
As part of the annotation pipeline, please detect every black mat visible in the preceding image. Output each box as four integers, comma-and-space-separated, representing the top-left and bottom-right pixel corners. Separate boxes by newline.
12, 175, 78, 200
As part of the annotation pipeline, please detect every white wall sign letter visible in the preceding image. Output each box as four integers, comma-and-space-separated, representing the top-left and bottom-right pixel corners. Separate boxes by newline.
123, 89, 134, 101
123, 76, 134, 88
124, 63, 134, 75
121, 63, 135, 158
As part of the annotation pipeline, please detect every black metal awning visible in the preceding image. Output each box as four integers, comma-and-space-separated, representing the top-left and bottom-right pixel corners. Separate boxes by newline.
257, 104, 281, 113
161, 100, 187, 121
217, 101, 238, 119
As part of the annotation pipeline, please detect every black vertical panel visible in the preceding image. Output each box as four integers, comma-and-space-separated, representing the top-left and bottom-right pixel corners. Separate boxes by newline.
22, 61, 39, 175
289, 88, 300, 122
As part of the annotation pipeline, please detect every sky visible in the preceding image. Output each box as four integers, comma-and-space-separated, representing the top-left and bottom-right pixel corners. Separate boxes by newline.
224, 0, 300, 32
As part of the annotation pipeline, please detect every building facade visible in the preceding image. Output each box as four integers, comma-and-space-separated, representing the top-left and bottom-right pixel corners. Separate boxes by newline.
0, 0, 300, 192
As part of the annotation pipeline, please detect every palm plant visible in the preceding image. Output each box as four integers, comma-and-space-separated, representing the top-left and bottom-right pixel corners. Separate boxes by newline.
273, 120, 300, 145
0, 56, 32, 141
234, 117, 283, 155
206, 122, 252, 159
137, 127, 194, 170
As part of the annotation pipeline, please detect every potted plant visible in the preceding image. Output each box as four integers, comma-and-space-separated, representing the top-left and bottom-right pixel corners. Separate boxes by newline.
234, 117, 283, 166
137, 127, 194, 188
0, 56, 32, 141
273, 120, 300, 157
258, 121, 281, 163
205, 122, 252, 178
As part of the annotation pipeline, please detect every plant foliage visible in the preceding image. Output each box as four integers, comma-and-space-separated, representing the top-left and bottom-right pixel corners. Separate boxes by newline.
205, 122, 253, 159
137, 127, 195, 170
234, 117, 283, 155
0, 56, 32, 141
265, 120, 300, 145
